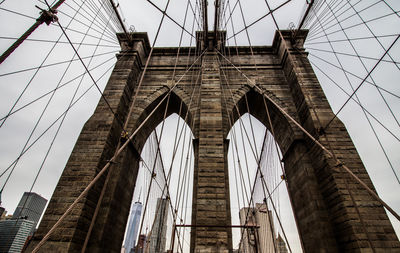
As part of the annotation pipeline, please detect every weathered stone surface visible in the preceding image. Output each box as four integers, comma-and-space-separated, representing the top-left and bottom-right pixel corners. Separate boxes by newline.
27, 30, 400, 253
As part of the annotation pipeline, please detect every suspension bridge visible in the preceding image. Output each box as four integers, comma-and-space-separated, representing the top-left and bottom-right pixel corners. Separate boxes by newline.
0, 0, 399, 252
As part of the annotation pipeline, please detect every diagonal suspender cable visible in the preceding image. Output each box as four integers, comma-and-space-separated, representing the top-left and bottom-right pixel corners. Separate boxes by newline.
216, 49, 400, 222
31, 49, 205, 252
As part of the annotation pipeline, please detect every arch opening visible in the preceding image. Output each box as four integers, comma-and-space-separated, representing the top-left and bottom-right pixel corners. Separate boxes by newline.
121, 110, 195, 253
227, 111, 302, 252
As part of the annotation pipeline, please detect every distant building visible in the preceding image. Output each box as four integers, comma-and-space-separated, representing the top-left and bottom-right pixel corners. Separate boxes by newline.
239, 203, 276, 253
276, 234, 288, 253
136, 234, 147, 253
12, 192, 47, 234
0, 218, 34, 252
147, 198, 169, 253
123, 201, 143, 253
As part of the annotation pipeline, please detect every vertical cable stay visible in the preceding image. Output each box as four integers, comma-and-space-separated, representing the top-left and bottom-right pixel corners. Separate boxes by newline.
0, 0, 107, 190
216, 49, 400, 222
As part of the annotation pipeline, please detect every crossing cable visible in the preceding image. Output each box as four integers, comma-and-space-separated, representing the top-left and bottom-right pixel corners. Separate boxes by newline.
307, 11, 400, 43
0, 0, 109, 189
0, 55, 117, 181
0, 49, 118, 78
318, 0, 400, 184
292, 23, 379, 253
173, 10, 203, 249
0, 36, 120, 48
55, 3, 118, 41
53, 18, 126, 129
15, 13, 116, 231
216, 49, 400, 222
216, 50, 251, 209
217, 52, 293, 251
31, 49, 206, 252
322, 36, 400, 185
170, 41, 200, 253
306, 0, 354, 38
308, 57, 400, 134
175, 40, 202, 253
306, 0, 391, 41
309, 52, 400, 102
320, 0, 400, 121
0, 0, 66, 64
226, 0, 292, 41
220, 4, 297, 246
305, 33, 400, 48
306, 46, 400, 65
137, 94, 171, 252
311, 5, 399, 134
0, 0, 89, 129
84, 0, 196, 248
145, 0, 195, 38
0, 54, 116, 126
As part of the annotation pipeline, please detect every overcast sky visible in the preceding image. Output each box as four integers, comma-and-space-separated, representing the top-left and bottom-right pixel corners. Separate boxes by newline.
0, 0, 399, 252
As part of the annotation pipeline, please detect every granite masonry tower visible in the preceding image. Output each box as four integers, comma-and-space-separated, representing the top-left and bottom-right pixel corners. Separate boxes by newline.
27, 30, 400, 253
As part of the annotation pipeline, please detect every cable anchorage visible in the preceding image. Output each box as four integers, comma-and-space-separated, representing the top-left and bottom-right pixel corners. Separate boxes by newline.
35, 5, 58, 25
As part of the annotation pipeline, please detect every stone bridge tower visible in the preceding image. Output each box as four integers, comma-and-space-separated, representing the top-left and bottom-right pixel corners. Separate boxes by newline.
27, 30, 400, 252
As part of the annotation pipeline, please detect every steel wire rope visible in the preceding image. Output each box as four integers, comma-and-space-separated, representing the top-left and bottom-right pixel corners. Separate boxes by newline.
0, 6, 36, 20
0, 53, 117, 123
225, 0, 292, 41
305, 0, 354, 37
14, 12, 115, 232
219, 5, 245, 218
305, 33, 400, 46
217, 54, 251, 207
217, 54, 262, 250
169, 72, 200, 252
48, 7, 119, 43
308, 52, 400, 101
174, 6, 203, 248
309, 2, 399, 144
84, 0, 198, 249
81, 0, 176, 242
145, 0, 196, 38
69, 0, 121, 36
306, 11, 400, 42
306, 0, 353, 38
0, 49, 118, 78
0, 0, 90, 129
218, 51, 293, 252
320, 0, 400, 183
0, 55, 117, 180
62, 0, 118, 38
0, 36, 120, 47
218, 4, 283, 249
0, 0, 106, 189
31, 49, 206, 252
53, 19, 126, 129
216, 48, 400, 222
306, 46, 400, 65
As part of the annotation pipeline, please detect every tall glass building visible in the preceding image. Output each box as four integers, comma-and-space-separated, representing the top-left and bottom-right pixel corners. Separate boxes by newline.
124, 201, 143, 253
0, 219, 34, 252
12, 192, 47, 235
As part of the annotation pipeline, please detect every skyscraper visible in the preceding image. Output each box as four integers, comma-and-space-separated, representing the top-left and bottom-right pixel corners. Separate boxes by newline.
12, 192, 47, 234
147, 198, 169, 253
123, 201, 143, 253
239, 203, 276, 253
0, 218, 34, 252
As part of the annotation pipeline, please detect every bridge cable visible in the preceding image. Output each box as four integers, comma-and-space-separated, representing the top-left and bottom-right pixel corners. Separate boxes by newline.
15, 11, 117, 232
216, 49, 400, 222
0, 0, 111, 190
